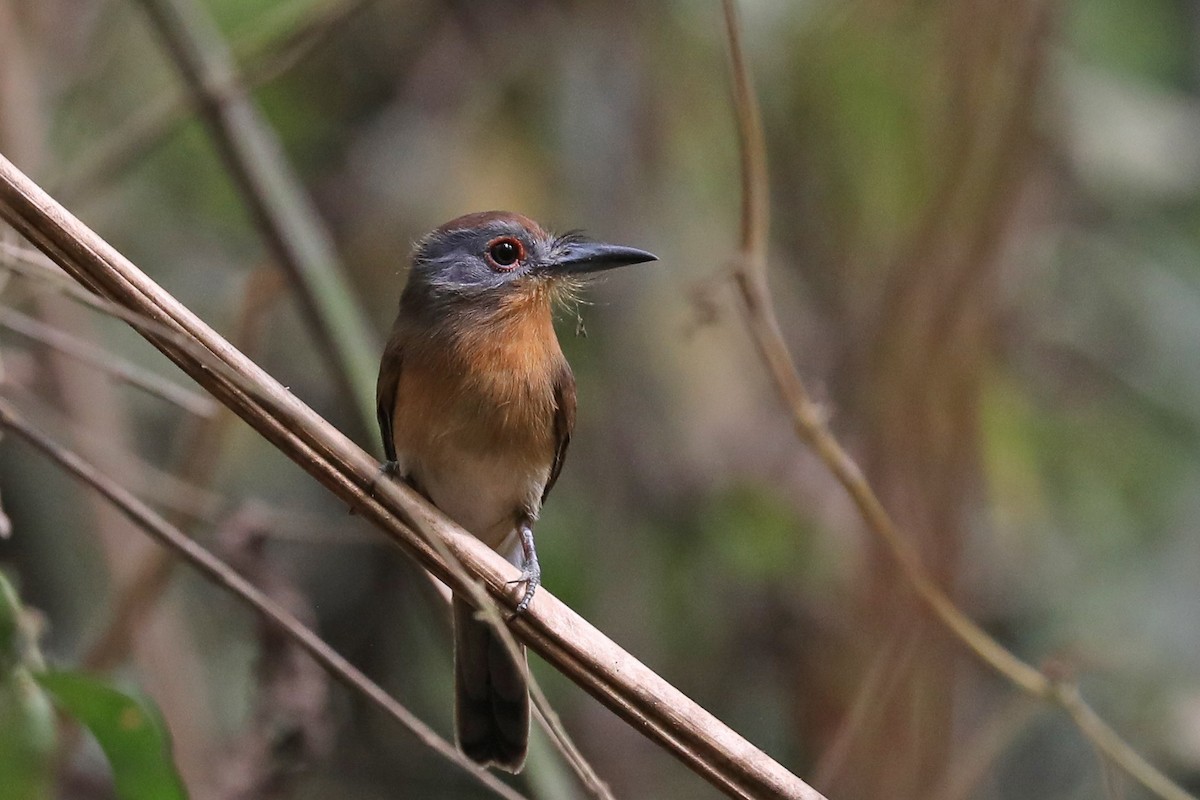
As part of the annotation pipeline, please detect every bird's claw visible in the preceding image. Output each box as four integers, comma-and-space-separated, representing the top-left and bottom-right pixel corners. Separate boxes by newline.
507, 520, 540, 620
507, 566, 541, 619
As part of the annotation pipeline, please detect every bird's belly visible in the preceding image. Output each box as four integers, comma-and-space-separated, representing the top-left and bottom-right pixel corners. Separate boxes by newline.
407, 448, 550, 561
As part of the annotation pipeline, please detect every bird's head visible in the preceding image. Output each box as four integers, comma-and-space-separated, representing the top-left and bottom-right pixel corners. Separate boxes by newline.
402, 211, 657, 314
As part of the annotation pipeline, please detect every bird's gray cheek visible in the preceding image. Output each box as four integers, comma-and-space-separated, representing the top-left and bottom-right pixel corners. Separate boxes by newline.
447, 261, 485, 286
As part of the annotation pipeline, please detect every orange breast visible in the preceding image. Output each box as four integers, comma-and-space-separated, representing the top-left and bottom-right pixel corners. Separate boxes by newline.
390, 291, 563, 469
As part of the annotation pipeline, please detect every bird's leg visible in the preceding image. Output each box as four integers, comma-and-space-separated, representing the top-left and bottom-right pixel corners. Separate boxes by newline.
507, 518, 541, 617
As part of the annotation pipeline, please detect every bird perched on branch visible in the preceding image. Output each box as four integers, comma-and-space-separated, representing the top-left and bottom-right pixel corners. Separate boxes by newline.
376, 211, 657, 771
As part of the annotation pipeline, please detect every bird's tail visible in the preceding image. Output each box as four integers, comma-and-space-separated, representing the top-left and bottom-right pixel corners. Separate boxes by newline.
453, 595, 529, 772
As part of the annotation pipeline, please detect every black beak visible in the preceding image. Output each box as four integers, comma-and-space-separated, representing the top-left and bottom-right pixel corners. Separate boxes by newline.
550, 240, 658, 275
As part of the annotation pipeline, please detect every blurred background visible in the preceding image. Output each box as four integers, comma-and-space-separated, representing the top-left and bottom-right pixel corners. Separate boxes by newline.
1, 0, 1199, 798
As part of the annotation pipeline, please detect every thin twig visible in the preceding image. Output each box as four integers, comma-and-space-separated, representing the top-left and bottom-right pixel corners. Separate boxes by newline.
0, 245, 270, 393
0, 304, 216, 417
214, 506, 332, 799
0, 382, 224, 523
0, 398, 528, 800
811, 627, 919, 790
530, 689, 614, 800
135, 0, 380, 438
0, 150, 821, 800
929, 697, 1042, 800
718, 3, 1194, 800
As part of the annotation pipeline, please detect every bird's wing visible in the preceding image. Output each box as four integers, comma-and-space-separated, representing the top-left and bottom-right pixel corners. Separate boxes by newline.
375, 328, 405, 465
542, 364, 577, 504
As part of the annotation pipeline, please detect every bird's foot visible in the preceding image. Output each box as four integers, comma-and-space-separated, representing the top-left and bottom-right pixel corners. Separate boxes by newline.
507, 564, 541, 618
506, 520, 541, 619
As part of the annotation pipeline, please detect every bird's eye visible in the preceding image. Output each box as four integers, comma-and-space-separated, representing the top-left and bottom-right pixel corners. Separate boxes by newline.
485, 237, 524, 270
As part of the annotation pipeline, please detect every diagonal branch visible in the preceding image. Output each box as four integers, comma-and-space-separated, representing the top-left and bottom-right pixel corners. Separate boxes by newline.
718, 3, 1194, 800
0, 151, 822, 800
0, 398, 527, 800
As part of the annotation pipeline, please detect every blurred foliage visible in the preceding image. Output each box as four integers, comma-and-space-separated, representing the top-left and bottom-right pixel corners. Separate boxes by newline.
0, 574, 187, 800
1, 0, 1200, 798
0, 573, 56, 800
35, 672, 187, 800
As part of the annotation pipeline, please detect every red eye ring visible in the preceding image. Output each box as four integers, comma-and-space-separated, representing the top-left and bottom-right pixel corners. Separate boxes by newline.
485, 236, 525, 271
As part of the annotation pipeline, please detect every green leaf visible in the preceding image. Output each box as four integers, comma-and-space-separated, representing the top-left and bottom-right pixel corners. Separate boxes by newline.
34, 671, 188, 800
0, 574, 56, 800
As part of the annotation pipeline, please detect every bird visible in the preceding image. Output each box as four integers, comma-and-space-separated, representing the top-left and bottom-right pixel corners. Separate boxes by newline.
376, 211, 657, 771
